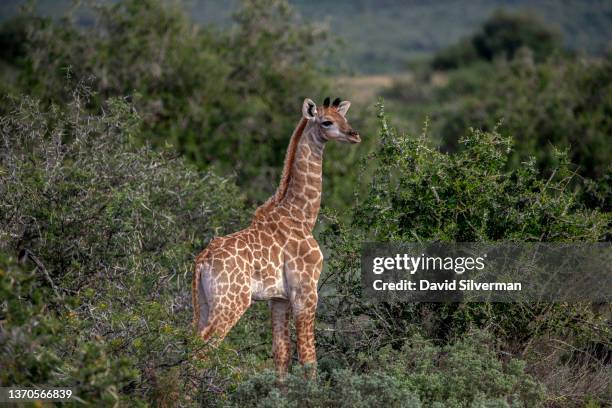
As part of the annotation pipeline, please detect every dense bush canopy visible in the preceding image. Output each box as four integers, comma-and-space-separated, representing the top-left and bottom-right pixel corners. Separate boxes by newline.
435, 55, 612, 185
316, 104, 609, 407
0, 89, 249, 404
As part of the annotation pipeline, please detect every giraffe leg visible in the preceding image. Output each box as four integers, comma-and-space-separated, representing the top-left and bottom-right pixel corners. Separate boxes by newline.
293, 306, 316, 366
270, 299, 291, 377
292, 290, 318, 378
199, 300, 251, 345
289, 239, 323, 378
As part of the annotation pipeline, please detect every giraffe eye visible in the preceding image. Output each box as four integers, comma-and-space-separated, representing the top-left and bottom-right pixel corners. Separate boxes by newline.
321, 121, 333, 127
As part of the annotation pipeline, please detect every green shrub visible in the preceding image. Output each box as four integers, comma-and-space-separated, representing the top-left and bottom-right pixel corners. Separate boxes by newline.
433, 54, 612, 186
350, 103, 607, 243
231, 330, 543, 408
377, 330, 545, 407
0, 88, 250, 405
231, 366, 422, 408
317, 102, 609, 406
0, 252, 140, 405
0, 89, 247, 292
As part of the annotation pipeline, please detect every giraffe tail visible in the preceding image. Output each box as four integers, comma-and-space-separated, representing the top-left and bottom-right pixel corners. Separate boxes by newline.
193, 252, 213, 334
192, 260, 201, 331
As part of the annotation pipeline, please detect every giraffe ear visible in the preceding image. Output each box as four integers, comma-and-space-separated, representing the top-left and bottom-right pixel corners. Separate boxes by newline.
302, 98, 317, 121
336, 100, 351, 117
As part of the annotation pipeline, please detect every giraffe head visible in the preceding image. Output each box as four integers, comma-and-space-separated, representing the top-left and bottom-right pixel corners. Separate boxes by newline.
302, 97, 360, 144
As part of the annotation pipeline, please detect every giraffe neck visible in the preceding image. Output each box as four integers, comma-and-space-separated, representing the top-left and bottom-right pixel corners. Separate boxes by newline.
278, 121, 325, 231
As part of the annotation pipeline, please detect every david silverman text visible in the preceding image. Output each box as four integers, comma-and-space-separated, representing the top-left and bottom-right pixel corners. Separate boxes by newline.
372, 279, 522, 291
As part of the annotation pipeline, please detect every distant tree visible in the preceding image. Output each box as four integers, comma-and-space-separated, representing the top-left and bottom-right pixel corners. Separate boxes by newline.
473, 11, 561, 62
432, 10, 561, 70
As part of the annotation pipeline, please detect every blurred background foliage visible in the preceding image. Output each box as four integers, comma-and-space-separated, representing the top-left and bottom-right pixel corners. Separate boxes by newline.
0, 0, 610, 406
0, 0, 331, 204
2, 0, 612, 73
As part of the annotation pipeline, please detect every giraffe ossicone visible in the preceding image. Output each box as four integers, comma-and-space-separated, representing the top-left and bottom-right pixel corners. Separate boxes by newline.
192, 96, 360, 376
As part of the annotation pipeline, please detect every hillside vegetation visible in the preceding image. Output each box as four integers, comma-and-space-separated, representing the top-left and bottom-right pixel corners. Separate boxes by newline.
0, 1, 610, 406
2, 0, 612, 73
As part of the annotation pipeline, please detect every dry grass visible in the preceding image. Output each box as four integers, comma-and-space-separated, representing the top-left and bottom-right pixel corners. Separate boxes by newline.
527, 336, 611, 407
336, 72, 413, 104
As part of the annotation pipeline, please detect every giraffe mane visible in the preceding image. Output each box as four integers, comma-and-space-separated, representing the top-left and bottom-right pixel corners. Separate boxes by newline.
276, 117, 308, 203
255, 117, 308, 218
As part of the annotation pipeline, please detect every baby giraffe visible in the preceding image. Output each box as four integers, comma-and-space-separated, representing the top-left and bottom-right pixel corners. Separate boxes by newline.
192, 97, 360, 376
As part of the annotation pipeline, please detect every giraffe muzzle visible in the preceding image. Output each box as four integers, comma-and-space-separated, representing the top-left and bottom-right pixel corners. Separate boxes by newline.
347, 130, 361, 144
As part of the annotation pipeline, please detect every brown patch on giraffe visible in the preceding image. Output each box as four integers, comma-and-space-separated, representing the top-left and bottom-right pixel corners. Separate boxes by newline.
303, 249, 321, 265
296, 159, 308, 172
260, 232, 273, 246
305, 186, 318, 199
